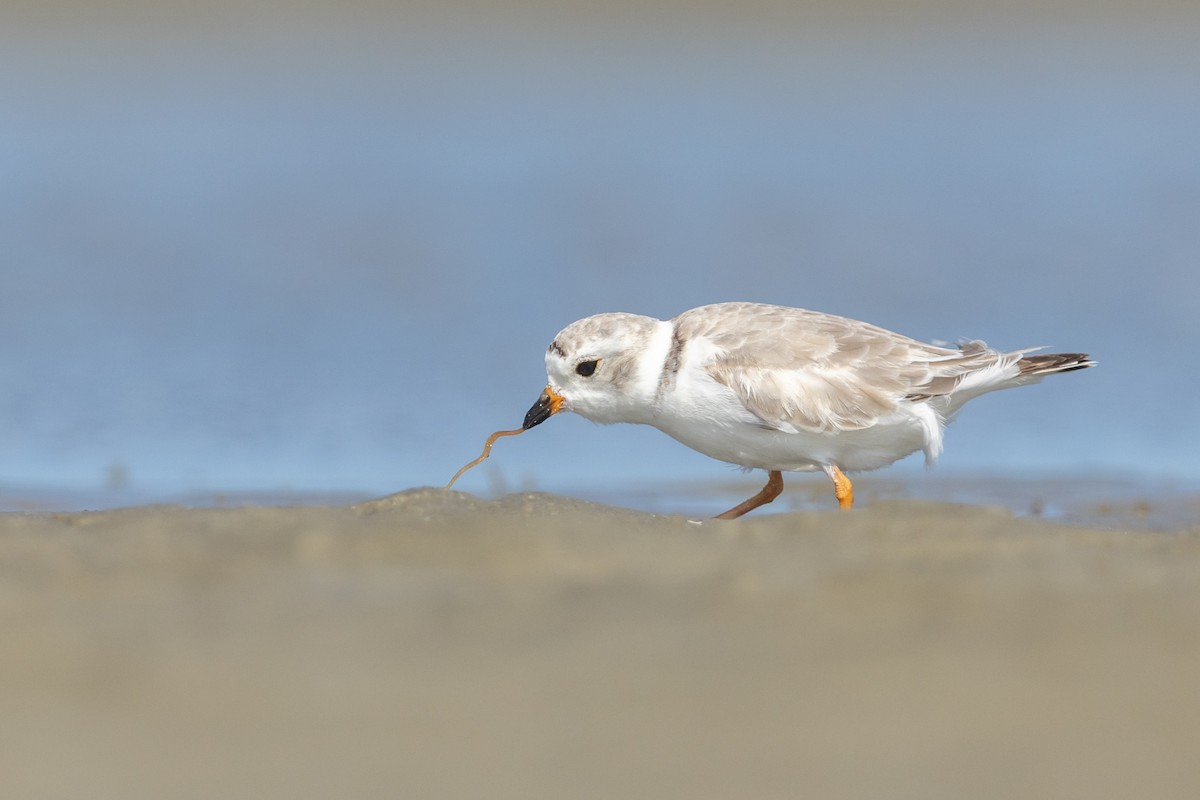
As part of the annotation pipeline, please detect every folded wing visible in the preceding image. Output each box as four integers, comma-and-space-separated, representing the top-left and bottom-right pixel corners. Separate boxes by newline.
678, 303, 1011, 434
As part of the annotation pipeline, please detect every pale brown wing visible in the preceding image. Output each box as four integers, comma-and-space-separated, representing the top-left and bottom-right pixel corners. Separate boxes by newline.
675, 303, 1001, 434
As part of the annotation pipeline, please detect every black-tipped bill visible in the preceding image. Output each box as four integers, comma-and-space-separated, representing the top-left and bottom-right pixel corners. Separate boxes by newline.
522, 387, 564, 430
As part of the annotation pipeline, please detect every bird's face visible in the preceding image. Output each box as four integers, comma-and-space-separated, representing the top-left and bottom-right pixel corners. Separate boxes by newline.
522, 313, 659, 430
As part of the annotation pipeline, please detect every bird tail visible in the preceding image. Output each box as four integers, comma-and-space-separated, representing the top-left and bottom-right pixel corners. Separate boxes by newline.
1016, 352, 1096, 377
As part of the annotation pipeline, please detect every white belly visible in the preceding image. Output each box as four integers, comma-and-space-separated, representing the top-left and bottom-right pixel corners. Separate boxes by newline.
652, 412, 929, 472
649, 370, 936, 472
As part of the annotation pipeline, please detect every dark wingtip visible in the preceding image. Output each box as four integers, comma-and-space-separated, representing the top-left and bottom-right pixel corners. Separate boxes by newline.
1018, 353, 1096, 376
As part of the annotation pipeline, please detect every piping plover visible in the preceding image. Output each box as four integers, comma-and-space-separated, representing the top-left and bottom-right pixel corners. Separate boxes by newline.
516, 302, 1094, 518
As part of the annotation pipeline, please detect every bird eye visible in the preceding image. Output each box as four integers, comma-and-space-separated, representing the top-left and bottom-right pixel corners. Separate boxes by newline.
575, 359, 599, 377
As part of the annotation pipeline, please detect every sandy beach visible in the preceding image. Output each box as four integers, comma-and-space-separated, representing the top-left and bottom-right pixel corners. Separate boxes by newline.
2, 488, 1198, 799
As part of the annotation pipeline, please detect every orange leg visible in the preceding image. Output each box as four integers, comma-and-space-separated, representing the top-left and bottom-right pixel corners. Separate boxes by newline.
823, 465, 854, 510
714, 470, 784, 520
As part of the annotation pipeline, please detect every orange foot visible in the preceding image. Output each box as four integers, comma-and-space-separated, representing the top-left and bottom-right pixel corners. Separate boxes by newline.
823, 465, 854, 510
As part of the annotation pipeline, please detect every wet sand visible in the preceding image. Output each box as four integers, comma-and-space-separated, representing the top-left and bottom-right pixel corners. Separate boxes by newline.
2, 489, 1198, 799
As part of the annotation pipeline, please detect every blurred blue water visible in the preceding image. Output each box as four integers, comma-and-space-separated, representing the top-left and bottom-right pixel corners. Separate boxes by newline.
1, 9, 1197, 506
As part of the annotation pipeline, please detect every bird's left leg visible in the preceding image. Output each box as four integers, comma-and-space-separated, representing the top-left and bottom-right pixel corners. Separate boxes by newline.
823, 465, 854, 510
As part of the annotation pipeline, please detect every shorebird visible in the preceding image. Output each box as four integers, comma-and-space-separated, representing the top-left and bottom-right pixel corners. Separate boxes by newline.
518, 302, 1094, 518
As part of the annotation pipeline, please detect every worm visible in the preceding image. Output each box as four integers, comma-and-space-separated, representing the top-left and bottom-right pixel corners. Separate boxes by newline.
445, 428, 526, 488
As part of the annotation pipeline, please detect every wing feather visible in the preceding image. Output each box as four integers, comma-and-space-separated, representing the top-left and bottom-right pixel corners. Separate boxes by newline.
676, 303, 1005, 434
